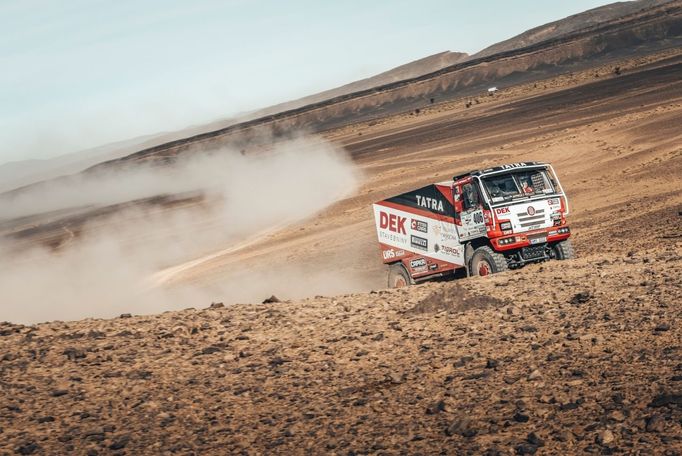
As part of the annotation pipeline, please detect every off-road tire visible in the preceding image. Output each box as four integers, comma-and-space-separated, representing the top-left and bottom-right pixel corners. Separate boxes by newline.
470, 245, 508, 276
387, 263, 411, 288
553, 239, 575, 260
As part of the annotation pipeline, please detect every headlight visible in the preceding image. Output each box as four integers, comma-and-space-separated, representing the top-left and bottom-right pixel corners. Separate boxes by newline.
500, 221, 512, 231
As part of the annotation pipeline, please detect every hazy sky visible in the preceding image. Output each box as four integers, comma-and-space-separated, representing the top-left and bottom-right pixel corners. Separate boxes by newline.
0, 0, 612, 165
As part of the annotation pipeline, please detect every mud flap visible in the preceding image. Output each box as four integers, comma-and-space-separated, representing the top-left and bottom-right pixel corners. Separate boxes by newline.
464, 243, 475, 277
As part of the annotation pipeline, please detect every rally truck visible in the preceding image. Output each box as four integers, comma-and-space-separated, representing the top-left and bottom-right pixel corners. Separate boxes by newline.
373, 162, 574, 287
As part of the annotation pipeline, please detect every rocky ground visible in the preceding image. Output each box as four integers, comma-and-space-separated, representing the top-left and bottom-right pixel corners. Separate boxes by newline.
1, 213, 681, 455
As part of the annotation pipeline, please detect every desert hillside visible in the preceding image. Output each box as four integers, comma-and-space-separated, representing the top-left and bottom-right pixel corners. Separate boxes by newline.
1, 42, 681, 454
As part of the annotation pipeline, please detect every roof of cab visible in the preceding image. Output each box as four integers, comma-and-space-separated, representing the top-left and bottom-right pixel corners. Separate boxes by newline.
453, 161, 547, 181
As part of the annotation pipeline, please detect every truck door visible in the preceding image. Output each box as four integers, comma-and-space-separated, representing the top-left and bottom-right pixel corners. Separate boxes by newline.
457, 182, 486, 241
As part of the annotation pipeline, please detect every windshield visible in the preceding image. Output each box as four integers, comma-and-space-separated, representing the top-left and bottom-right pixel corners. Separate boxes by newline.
482, 168, 556, 202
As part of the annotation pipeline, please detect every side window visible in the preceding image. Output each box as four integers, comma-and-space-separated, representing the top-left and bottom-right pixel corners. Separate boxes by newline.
452, 186, 461, 219
462, 183, 480, 211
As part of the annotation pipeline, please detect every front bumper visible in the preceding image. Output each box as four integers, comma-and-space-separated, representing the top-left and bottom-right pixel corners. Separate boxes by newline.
491, 226, 571, 252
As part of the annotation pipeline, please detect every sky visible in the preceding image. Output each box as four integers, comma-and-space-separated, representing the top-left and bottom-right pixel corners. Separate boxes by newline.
0, 0, 613, 165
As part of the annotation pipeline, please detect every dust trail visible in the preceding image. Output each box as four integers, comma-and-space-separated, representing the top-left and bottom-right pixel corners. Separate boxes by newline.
0, 136, 361, 324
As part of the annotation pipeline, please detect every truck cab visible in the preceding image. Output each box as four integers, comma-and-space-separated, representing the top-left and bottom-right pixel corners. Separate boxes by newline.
373, 162, 574, 287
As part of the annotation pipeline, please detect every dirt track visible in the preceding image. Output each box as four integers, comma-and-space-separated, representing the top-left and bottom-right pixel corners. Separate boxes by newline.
1, 52, 682, 454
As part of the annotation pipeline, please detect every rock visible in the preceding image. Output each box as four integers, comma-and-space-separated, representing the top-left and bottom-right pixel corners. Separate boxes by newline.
528, 369, 542, 381
50, 389, 68, 397
126, 370, 152, 380
201, 346, 222, 355
0, 322, 24, 337
654, 323, 670, 332
37, 416, 55, 423
505, 305, 521, 316
649, 393, 682, 407
515, 443, 538, 455
109, 435, 130, 450
262, 295, 281, 304
463, 371, 490, 380
609, 410, 626, 422
119, 313, 132, 318
546, 352, 560, 362
570, 292, 592, 305
559, 401, 581, 411
454, 356, 474, 367
527, 432, 545, 446
425, 400, 446, 415
209, 302, 224, 309
15, 443, 39, 455
268, 357, 290, 367
63, 348, 86, 361
513, 411, 530, 423
387, 372, 404, 384
596, 430, 615, 445
445, 417, 477, 437
486, 359, 499, 369
645, 414, 665, 432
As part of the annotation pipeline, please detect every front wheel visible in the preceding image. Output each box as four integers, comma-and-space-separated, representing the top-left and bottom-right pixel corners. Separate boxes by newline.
552, 239, 575, 260
470, 245, 509, 276
387, 263, 411, 288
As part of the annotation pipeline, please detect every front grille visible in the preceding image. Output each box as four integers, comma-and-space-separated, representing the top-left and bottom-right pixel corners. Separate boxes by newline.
517, 209, 545, 228
521, 245, 546, 260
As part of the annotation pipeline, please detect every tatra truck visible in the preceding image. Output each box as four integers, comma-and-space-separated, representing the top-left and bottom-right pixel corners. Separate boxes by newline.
373, 162, 574, 287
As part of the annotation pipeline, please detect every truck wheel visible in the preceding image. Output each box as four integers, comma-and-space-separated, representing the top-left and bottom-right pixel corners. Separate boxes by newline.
552, 239, 575, 260
387, 263, 411, 288
470, 246, 508, 276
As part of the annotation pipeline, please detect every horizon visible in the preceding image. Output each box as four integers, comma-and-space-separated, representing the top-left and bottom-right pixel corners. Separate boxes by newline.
0, 0, 615, 166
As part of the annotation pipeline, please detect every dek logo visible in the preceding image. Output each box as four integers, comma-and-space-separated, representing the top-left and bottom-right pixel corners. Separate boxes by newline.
379, 211, 406, 234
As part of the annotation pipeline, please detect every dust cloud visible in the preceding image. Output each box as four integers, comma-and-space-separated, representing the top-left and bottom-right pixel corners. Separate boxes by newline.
0, 137, 362, 324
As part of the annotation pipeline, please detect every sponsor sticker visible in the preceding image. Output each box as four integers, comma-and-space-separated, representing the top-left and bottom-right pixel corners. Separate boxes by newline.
429, 264, 438, 270
411, 219, 428, 233
410, 258, 427, 268
435, 244, 461, 257
379, 231, 408, 244
410, 235, 428, 251
379, 211, 406, 234
433, 224, 458, 242
527, 206, 536, 216
415, 195, 444, 212
501, 162, 528, 170
495, 207, 510, 215
382, 248, 405, 260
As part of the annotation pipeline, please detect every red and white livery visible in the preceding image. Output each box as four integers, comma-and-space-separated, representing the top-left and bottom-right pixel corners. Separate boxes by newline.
373, 162, 574, 287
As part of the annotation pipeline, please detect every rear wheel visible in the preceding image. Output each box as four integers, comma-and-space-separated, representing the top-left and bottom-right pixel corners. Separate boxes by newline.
387, 263, 411, 288
552, 239, 575, 260
470, 246, 508, 276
